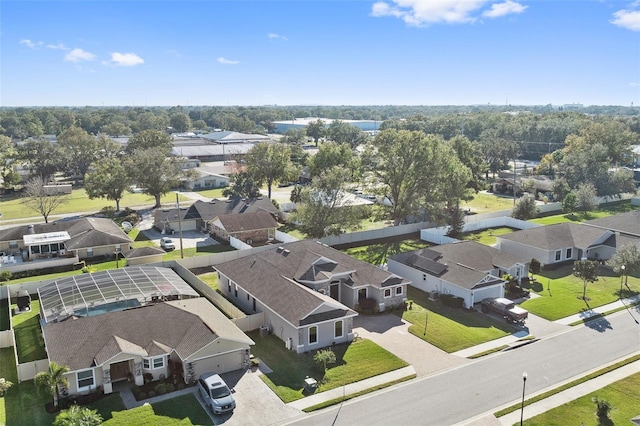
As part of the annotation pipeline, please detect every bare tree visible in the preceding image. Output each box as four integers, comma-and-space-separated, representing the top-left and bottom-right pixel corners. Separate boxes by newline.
22, 176, 69, 223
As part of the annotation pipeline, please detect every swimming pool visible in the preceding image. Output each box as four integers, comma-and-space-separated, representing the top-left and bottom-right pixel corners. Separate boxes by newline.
74, 299, 141, 317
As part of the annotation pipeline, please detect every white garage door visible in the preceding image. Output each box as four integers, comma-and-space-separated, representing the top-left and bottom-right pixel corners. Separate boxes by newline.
473, 285, 502, 305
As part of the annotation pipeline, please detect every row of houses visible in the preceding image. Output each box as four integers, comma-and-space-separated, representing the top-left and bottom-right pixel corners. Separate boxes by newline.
3, 207, 638, 401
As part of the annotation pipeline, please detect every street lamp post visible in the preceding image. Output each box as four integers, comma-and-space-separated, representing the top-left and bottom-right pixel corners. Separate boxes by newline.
175, 192, 184, 259
520, 372, 528, 426
620, 265, 626, 300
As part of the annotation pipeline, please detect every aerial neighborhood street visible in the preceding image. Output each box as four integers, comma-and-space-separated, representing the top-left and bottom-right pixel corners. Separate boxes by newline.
2, 1, 640, 424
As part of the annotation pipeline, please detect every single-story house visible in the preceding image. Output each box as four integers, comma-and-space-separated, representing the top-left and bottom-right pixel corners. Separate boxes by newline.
214, 240, 409, 352
0, 217, 132, 268
388, 241, 529, 308
495, 223, 617, 267
582, 211, 640, 238
209, 211, 279, 245
153, 196, 280, 235
123, 247, 166, 266
183, 167, 230, 191
38, 267, 253, 397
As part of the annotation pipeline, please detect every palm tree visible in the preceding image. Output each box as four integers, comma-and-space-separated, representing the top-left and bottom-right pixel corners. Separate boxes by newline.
53, 404, 103, 426
35, 362, 70, 408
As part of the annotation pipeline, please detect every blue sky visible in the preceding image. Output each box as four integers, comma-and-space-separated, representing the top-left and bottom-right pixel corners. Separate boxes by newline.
2, 0, 639, 106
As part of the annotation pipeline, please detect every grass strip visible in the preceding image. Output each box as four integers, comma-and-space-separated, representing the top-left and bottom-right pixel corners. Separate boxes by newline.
468, 345, 509, 359
494, 354, 640, 418
302, 375, 416, 412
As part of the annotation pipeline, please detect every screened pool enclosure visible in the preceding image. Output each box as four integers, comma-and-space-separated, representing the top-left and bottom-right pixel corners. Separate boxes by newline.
38, 266, 199, 323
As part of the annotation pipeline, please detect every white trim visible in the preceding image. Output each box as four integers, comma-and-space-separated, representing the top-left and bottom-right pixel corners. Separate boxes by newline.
384, 288, 392, 298
76, 368, 95, 392
334, 320, 344, 339
308, 325, 319, 345
395, 286, 403, 296
143, 355, 165, 370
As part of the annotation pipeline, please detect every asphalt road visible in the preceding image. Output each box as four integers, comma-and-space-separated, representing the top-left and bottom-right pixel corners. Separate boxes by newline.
284, 310, 640, 426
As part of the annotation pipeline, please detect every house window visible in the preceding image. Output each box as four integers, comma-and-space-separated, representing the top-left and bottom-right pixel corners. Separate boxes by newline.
309, 326, 318, 345
234, 285, 238, 298
252, 297, 256, 312
555, 250, 561, 261
87, 247, 93, 257
395, 286, 403, 296
247, 293, 250, 301
31, 246, 41, 254
227, 281, 231, 293
143, 356, 164, 370
77, 369, 94, 391
384, 288, 392, 298
566, 248, 572, 259
9, 241, 18, 249
423, 274, 426, 281
334, 321, 343, 338
153, 357, 164, 369
42, 244, 50, 253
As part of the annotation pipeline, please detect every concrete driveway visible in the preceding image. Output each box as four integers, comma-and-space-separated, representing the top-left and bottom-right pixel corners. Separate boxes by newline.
136, 207, 218, 250
353, 313, 470, 377
201, 368, 300, 426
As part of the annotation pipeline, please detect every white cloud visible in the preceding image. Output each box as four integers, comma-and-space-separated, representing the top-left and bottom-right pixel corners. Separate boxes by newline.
482, 1, 527, 18
166, 49, 182, 58
217, 57, 239, 65
19, 39, 43, 49
371, 0, 527, 26
268, 33, 288, 41
611, 9, 640, 31
46, 43, 68, 50
64, 48, 96, 62
108, 52, 144, 66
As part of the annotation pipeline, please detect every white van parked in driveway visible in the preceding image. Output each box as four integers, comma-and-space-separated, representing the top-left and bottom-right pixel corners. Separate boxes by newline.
198, 373, 235, 414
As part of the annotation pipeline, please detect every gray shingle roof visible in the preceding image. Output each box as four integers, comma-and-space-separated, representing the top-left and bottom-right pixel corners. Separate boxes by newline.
0, 217, 131, 249
215, 211, 278, 233
497, 223, 611, 250
214, 240, 400, 325
389, 241, 526, 290
42, 298, 253, 371
583, 210, 640, 237
154, 197, 279, 224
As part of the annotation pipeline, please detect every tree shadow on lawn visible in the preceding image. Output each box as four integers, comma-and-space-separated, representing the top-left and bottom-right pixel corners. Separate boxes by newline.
14, 314, 46, 363
346, 240, 428, 266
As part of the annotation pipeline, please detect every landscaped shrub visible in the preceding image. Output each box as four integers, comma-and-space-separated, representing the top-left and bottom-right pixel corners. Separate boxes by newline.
0, 270, 11, 282
99, 206, 116, 218
148, 390, 156, 398
357, 298, 378, 314
440, 294, 464, 309
138, 392, 147, 400
154, 384, 167, 395
143, 373, 153, 384
166, 383, 175, 392
177, 383, 184, 390
0, 378, 13, 396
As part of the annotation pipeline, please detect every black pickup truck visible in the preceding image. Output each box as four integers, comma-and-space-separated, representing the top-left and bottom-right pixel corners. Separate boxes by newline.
481, 297, 528, 325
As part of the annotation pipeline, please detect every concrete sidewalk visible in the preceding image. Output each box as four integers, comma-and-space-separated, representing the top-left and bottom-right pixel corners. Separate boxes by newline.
285, 365, 416, 411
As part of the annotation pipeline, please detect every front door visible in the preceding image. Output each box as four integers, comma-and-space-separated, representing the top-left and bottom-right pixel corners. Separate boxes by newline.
330, 284, 339, 300
358, 288, 367, 301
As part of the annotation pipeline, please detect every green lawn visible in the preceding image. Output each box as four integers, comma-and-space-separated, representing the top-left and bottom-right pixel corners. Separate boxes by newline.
0, 189, 190, 222
103, 394, 212, 426
343, 239, 430, 265
399, 287, 514, 353
462, 192, 516, 214
0, 373, 55, 426
531, 201, 638, 226
461, 227, 517, 246
521, 265, 639, 321
191, 188, 226, 200
249, 331, 408, 403
523, 372, 640, 426
11, 300, 47, 363
197, 272, 218, 291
